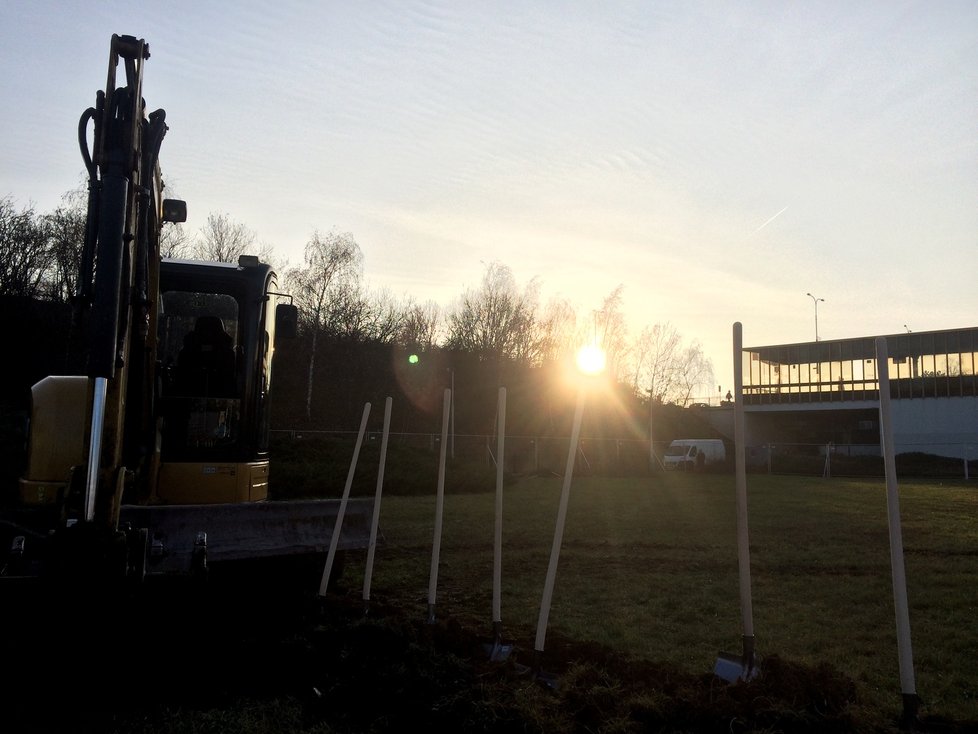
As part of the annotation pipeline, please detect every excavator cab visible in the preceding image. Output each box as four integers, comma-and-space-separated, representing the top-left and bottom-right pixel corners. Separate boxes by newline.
15, 256, 296, 509
152, 256, 292, 505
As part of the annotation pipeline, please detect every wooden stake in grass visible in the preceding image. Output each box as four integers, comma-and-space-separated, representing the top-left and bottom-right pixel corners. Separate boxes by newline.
427, 388, 451, 623
875, 336, 919, 725
319, 402, 371, 597
362, 396, 392, 614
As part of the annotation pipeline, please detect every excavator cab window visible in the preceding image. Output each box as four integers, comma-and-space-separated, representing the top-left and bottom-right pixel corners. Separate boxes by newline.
159, 291, 242, 457
176, 315, 237, 396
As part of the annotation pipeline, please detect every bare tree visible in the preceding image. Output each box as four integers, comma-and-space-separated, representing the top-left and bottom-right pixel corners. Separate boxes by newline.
324, 286, 367, 340
285, 229, 363, 419
630, 322, 683, 402
445, 261, 538, 362
674, 342, 714, 406
160, 222, 191, 259
532, 297, 577, 364
362, 287, 408, 343
0, 197, 50, 298
509, 277, 542, 362
589, 285, 629, 378
42, 189, 86, 302
629, 322, 714, 406
399, 299, 441, 349
192, 212, 274, 263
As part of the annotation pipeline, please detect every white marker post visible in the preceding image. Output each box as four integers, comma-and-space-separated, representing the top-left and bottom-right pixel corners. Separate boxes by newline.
362, 396, 392, 614
534, 387, 586, 668
319, 402, 371, 596
426, 388, 451, 623
490, 387, 508, 653
733, 323, 756, 674
716, 322, 757, 682
875, 337, 919, 725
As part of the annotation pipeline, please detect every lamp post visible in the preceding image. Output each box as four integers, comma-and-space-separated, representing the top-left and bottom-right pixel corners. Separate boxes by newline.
806, 293, 824, 341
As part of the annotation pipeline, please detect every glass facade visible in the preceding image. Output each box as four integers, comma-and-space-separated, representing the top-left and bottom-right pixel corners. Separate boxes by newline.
742, 327, 978, 404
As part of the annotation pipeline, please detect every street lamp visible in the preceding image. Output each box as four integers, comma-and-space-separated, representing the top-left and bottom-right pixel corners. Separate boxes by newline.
806, 292, 824, 341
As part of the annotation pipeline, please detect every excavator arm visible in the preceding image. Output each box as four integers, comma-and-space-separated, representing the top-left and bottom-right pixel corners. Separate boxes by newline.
76, 34, 183, 531
38, 35, 186, 579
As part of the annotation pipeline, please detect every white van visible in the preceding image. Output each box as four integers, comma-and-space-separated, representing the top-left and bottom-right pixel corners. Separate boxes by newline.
662, 439, 726, 471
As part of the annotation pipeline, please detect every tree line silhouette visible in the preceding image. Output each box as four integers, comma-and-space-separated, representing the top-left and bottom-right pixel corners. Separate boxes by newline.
0, 189, 719, 451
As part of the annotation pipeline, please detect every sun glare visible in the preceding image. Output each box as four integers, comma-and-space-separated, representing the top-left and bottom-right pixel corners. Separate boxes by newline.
575, 344, 606, 375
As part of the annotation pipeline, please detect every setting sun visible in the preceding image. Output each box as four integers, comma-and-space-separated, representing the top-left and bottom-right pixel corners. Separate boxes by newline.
575, 344, 606, 375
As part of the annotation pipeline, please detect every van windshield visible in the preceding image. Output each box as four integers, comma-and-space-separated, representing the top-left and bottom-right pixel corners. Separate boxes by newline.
665, 445, 689, 457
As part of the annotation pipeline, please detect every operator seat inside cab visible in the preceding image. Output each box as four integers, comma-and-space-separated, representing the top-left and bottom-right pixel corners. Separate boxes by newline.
176, 315, 236, 397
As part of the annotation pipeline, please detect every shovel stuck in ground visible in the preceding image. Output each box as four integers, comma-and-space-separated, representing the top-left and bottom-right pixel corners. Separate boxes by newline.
482, 621, 514, 662
482, 388, 514, 663
714, 324, 761, 686
714, 635, 759, 683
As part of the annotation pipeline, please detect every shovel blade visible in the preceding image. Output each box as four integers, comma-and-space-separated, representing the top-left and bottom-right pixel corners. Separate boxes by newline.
714, 651, 759, 683
483, 623, 513, 661
482, 640, 514, 662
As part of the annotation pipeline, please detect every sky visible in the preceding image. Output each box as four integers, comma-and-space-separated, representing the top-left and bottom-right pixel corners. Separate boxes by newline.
2, 1, 976, 396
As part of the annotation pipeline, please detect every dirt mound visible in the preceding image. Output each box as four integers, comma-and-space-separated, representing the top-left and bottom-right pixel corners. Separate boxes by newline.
4, 587, 974, 733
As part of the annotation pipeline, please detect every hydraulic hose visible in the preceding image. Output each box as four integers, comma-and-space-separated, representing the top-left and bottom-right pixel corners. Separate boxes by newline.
88, 86, 132, 379
77, 101, 101, 308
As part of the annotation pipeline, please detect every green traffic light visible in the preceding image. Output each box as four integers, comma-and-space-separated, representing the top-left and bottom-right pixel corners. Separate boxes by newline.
408, 354, 419, 364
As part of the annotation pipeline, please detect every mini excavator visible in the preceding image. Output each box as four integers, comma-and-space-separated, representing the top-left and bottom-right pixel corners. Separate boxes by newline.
1, 34, 372, 585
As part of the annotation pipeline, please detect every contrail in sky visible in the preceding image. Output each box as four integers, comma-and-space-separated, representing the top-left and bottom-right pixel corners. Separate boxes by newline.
750, 205, 789, 236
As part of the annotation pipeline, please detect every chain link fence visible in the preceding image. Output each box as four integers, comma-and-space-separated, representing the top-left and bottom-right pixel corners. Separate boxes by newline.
271, 430, 978, 480
746, 442, 978, 480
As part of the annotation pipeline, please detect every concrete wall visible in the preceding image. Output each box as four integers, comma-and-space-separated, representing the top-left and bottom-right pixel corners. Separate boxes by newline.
891, 396, 978, 459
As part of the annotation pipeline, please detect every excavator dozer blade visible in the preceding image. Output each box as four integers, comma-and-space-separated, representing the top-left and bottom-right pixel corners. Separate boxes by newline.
121, 498, 375, 577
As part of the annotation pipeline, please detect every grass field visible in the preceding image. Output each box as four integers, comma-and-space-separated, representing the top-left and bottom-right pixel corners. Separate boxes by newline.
6, 469, 974, 732
336, 472, 977, 727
